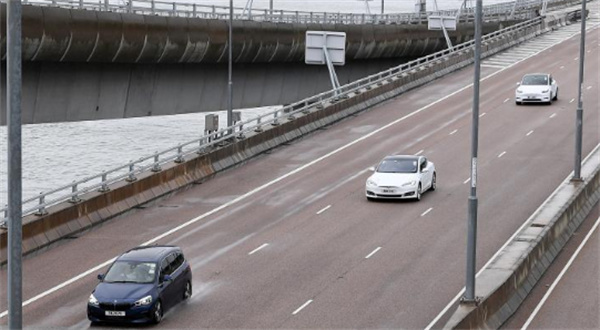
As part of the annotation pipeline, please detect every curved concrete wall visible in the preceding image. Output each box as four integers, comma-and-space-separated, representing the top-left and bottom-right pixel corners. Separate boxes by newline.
9, 4, 516, 64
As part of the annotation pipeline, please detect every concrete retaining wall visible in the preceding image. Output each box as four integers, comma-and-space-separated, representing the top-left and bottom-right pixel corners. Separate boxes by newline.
444, 144, 600, 329
0, 11, 573, 265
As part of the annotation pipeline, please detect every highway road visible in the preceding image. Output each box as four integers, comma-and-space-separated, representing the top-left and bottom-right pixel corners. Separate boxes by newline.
0, 18, 598, 329
502, 204, 599, 329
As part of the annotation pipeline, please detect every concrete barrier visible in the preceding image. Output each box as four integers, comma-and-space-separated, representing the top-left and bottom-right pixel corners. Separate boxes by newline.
0, 10, 574, 264
444, 144, 600, 329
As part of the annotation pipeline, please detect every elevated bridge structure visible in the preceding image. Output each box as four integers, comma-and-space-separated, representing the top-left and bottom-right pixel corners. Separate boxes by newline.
0, 0, 579, 123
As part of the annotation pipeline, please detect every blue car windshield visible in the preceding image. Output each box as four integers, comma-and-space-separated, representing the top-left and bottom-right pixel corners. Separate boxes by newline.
104, 261, 157, 284
521, 75, 548, 86
377, 159, 418, 173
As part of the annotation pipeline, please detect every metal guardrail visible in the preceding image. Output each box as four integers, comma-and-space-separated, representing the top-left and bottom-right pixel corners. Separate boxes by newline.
0, 15, 545, 222
18, 0, 552, 23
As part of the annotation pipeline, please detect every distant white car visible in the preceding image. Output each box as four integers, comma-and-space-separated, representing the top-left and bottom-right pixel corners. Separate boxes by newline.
515, 73, 558, 105
365, 155, 436, 201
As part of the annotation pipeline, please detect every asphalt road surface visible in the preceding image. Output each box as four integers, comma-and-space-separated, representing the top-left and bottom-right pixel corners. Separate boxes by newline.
0, 20, 598, 329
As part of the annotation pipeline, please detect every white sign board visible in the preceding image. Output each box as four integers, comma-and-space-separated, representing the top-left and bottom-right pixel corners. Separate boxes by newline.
305, 31, 346, 66
428, 15, 457, 31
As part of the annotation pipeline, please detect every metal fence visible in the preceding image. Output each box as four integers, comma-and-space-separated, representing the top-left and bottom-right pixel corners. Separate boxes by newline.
18, 0, 554, 23
0, 15, 545, 223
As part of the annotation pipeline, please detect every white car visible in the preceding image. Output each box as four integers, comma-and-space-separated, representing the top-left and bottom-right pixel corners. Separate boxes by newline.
515, 73, 558, 105
365, 155, 436, 201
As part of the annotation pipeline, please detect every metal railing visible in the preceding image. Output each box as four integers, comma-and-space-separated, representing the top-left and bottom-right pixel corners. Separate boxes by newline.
0, 15, 545, 222
17, 0, 555, 23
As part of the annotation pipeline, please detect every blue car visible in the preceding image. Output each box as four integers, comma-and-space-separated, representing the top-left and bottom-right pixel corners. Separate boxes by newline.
87, 245, 192, 324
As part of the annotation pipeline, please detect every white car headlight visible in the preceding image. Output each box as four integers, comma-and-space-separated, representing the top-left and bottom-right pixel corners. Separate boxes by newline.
367, 179, 377, 187
516, 89, 523, 94
402, 180, 417, 187
88, 294, 99, 307
134, 295, 153, 307
541, 89, 549, 93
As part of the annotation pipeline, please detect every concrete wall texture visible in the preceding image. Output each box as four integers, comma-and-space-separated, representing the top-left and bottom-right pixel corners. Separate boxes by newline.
1, 4, 517, 124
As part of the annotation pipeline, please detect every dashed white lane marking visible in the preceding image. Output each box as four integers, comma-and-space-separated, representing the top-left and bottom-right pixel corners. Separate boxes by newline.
293, 300, 313, 315
550, 113, 557, 119
415, 149, 424, 155
248, 243, 269, 255
479, 113, 487, 118
522, 216, 600, 329
498, 151, 507, 158
421, 207, 433, 217
574, 57, 579, 60
560, 65, 565, 69
570, 98, 575, 103
365, 247, 382, 259
526, 130, 534, 136
587, 86, 592, 90
316, 205, 331, 215
504, 98, 510, 103
450, 129, 458, 135
463, 178, 471, 184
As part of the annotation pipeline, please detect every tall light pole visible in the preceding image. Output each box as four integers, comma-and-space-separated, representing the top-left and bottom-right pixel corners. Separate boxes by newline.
228, 0, 233, 131
381, 0, 384, 14
7, 0, 23, 328
573, 0, 587, 181
462, 0, 482, 305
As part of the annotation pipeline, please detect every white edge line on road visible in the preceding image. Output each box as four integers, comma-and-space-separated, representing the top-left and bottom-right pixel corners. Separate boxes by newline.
421, 207, 433, 217
521, 216, 600, 330
365, 247, 382, 259
504, 98, 510, 103
248, 243, 269, 255
424, 27, 600, 328
450, 129, 458, 135
6, 30, 569, 319
550, 113, 557, 119
292, 300, 313, 315
527, 130, 534, 136
415, 149, 424, 155
316, 205, 332, 215
463, 178, 471, 184
498, 151, 507, 158
425, 143, 600, 330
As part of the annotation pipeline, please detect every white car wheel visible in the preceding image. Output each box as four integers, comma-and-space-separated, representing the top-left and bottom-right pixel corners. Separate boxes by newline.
416, 184, 422, 201
431, 173, 437, 191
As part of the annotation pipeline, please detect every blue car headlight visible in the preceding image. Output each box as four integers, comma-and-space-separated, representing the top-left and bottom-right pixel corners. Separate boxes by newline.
88, 294, 99, 307
134, 295, 153, 307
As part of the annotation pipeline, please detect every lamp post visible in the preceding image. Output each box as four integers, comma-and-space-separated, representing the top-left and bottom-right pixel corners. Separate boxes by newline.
462, 0, 482, 305
228, 0, 233, 132
573, 0, 587, 181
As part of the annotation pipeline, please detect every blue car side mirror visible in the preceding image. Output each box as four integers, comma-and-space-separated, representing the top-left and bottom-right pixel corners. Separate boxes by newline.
161, 274, 173, 282
97, 274, 104, 281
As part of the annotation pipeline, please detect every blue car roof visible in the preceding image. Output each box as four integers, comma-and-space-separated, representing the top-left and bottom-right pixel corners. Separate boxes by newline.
117, 245, 180, 263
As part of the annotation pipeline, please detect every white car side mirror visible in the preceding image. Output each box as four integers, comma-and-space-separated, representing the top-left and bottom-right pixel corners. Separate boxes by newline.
422, 168, 429, 173
368, 167, 375, 172
516, 82, 521, 86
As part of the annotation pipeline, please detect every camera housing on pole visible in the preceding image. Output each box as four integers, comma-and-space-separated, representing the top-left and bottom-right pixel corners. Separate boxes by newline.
305, 31, 346, 95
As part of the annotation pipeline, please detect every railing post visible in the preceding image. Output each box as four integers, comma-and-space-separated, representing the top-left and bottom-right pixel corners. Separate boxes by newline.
254, 117, 263, 132
1, 206, 8, 229
152, 152, 162, 172
272, 111, 280, 126
35, 193, 48, 216
172, 2, 176, 16
193, 4, 197, 17
128, 0, 133, 12
104, 0, 108, 11
99, 171, 110, 192
70, 181, 82, 203
79, 0, 83, 9
151, 0, 155, 14
175, 145, 185, 163
126, 161, 137, 182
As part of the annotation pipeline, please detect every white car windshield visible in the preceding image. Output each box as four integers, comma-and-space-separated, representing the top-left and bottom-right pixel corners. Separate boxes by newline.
521, 75, 548, 86
377, 159, 418, 173
104, 261, 157, 284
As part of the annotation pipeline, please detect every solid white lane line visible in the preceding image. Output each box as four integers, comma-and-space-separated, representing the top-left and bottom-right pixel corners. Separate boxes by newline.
248, 243, 269, 255
550, 113, 557, 119
293, 300, 313, 315
570, 98, 575, 103
504, 98, 510, 103
316, 205, 331, 215
450, 129, 458, 135
8, 32, 561, 318
498, 151, 507, 158
426, 143, 600, 330
526, 130, 534, 136
365, 247, 382, 259
521, 216, 600, 329
415, 149, 424, 156
421, 207, 433, 217
479, 113, 487, 118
